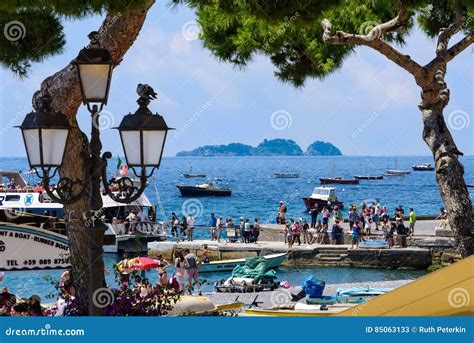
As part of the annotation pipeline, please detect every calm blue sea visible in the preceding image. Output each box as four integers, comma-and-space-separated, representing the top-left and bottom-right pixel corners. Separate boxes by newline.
4, 155, 469, 298
2, 155, 473, 229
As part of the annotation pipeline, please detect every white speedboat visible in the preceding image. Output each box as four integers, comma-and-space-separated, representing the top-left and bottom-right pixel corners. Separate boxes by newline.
199, 252, 288, 273
0, 171, 166, 271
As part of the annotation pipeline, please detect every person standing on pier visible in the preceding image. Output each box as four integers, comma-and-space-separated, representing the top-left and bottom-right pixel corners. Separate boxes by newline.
351, 220, 361, 249
409, 208, 416, 236
348, 206, 357, 231
302, 219, 310, 244
253, 218, 260, 243
243, 218, 251, 243
180, 215, 187, 237
209, 213, 217, 241
186, 214, 195, 241
216, 216, 223, 242
309, 204, 319, 228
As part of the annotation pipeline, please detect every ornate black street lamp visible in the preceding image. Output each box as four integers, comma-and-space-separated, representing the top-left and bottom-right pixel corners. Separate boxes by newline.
17, 32, 170, 316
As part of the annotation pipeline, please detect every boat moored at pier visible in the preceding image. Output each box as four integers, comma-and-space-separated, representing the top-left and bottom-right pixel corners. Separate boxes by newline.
303, 187, 344, 211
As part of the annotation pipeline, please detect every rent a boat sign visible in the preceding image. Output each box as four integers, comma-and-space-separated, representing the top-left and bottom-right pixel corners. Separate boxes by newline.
0, 224, 70, 271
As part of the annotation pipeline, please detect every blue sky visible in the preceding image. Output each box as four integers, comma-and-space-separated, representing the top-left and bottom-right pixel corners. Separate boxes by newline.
0, 1, 472, 157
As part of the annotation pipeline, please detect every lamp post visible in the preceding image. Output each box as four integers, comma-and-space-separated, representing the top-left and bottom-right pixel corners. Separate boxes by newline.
17, 32, 170, 316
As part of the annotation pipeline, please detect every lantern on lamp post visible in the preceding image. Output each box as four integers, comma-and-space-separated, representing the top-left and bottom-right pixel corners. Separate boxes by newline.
17, 32, 171, 316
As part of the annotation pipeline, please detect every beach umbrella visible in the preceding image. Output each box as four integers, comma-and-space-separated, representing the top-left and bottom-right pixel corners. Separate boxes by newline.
118, 257, 160, 271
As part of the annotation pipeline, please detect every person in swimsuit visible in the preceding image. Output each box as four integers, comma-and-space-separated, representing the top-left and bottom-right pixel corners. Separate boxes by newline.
156, 255, 170, 287
174, 250, 187, 294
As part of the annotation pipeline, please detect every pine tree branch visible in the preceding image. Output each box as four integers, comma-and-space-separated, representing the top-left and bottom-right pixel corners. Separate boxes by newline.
321, 0, 422, 78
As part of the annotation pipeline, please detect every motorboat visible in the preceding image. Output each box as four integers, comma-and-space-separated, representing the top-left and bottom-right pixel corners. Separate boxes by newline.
319, 177, 359, 185
0, 171, 166, 271
176, 181, 231, 197
303, 187, 344, 211
199, 252, 287, 273
354, 175, 384, 180
274, 172, 299, 178
183, 167, 206, 178
412, 163, 435, 171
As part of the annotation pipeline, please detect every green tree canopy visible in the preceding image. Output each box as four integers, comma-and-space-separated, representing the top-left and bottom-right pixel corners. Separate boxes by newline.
176, 0, 472, 86
0, 0, 146, 76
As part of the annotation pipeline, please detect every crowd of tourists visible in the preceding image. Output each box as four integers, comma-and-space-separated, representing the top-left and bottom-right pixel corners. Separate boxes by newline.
168, 212, 261, 243
279, 200, 421, 249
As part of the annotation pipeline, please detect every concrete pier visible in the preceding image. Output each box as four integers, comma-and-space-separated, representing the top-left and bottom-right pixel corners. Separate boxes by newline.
148, 219, 460, 270
149, 240, 432, 270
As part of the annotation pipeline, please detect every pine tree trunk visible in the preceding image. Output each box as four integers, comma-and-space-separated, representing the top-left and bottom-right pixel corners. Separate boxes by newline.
32, 2, 155, 306
419, 74, 473, 258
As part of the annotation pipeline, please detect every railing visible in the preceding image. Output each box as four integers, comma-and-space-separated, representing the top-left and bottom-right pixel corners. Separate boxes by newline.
109, 221, 166, 236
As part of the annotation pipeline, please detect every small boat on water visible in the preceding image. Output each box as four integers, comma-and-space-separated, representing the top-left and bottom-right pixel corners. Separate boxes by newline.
176, 181, 231, 197
467, 184, 474, 188
199, 252, 287, 273
274, 172, 299, 178
182, 167, 206, 178
412, 163, 435, 171
386, 157, 410, 175
319, 177, 359, 185
303, 187, 344, 211
354, 175, 383, 180
320, 162, 359, 184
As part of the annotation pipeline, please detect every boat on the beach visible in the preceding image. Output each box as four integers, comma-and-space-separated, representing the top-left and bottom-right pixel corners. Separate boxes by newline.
412, 163, 434, 171
274, 172, 299, 178
176, 181, 232, 197
183, 167, 206, 178
244, 303, 355, 316
336, 287, 392, 304
199, 252, 287, 273
303, 186, 344, 211
319, 177, 359, 185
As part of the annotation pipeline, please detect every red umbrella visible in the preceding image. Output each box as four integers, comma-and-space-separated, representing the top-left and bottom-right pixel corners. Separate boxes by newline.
124, 257, 160, 271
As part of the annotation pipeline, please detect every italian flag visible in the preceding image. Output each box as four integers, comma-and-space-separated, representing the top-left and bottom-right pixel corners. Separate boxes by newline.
116, 156, 128, 177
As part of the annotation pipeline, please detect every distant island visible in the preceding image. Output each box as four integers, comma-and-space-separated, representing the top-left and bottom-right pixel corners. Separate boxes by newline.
176, 139, 342, 157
